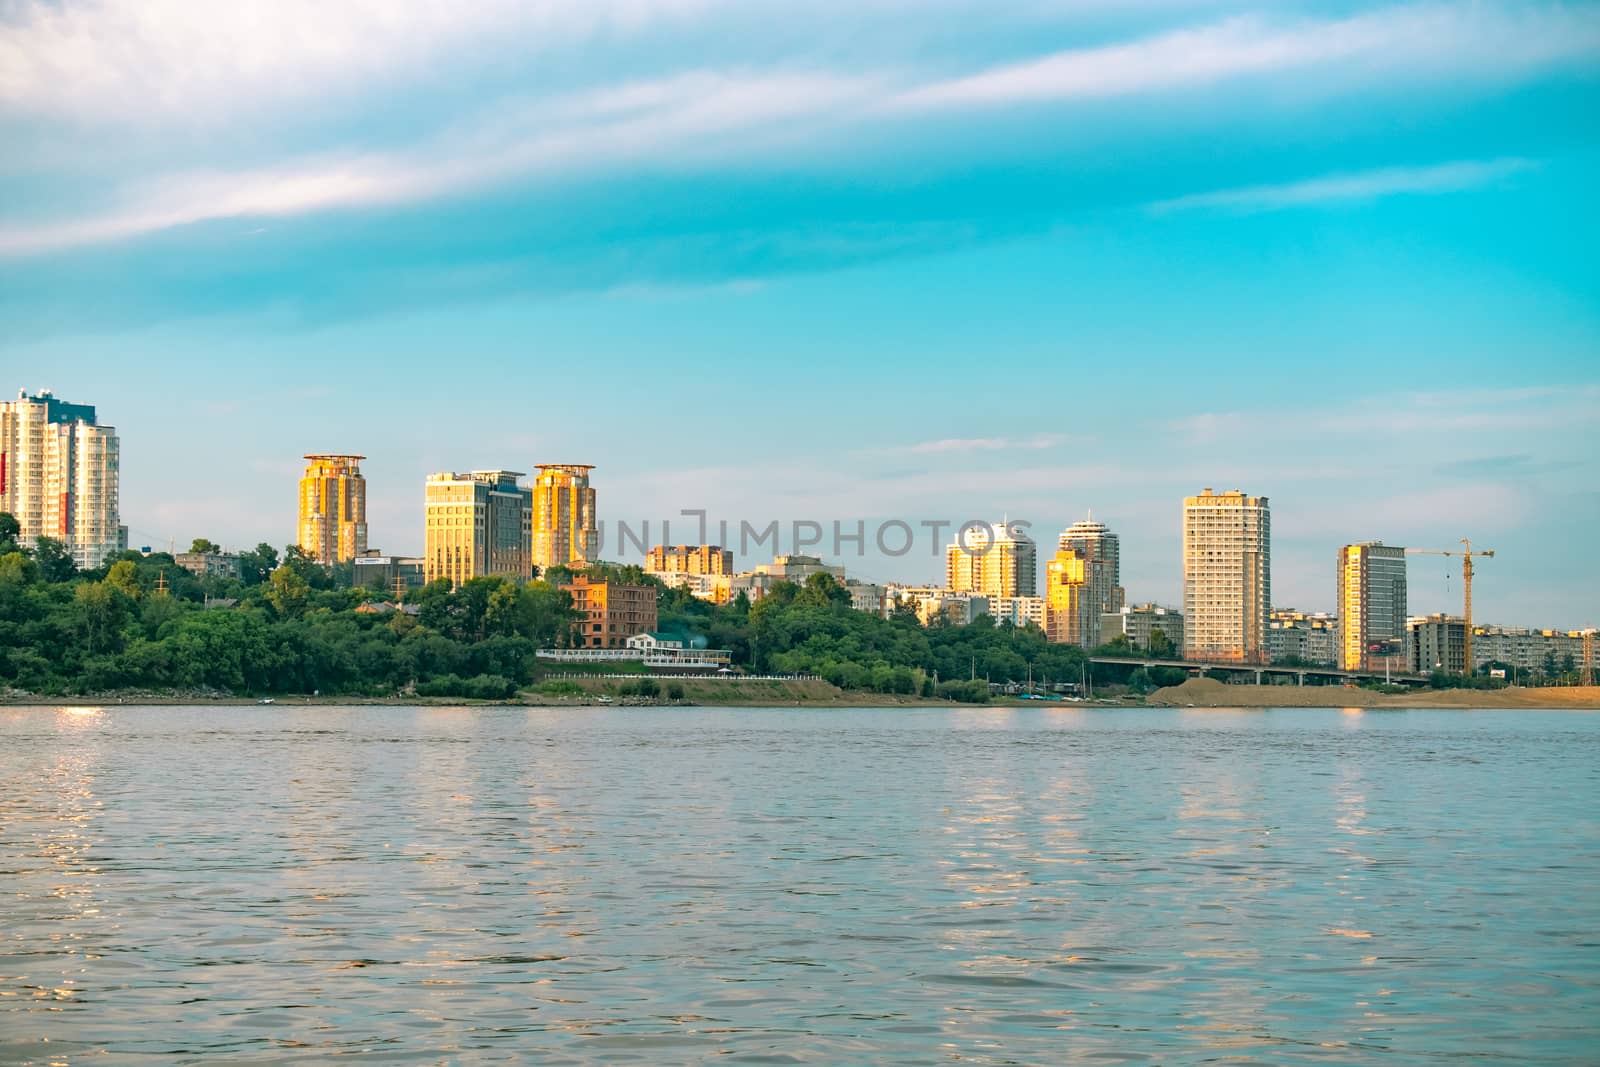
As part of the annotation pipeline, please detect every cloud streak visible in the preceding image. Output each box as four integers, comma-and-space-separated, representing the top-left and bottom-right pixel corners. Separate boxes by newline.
2, 2, 1598, 256
1149, 157, 1537, 214
892, 434, 1068, 455
890, 4, 1600, 111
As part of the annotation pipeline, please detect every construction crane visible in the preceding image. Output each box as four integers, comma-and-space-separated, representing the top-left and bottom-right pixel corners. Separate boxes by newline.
1406, 539, 1494, 675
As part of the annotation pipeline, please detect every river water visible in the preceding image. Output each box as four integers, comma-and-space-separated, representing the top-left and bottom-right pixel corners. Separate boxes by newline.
2, 704, 1597, 1064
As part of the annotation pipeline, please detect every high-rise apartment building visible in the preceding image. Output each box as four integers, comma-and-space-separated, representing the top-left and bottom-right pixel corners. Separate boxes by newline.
1057, 517, 1126, 646
646, 544, 733, 576
1182, 488, 1271, 663
947, 522, 1037, 599
1336, 542, 1408, 672
298, 455, 367, 565
423, 470, 533, 587
532, 464, 598, 571
1045, 548, 1096, 646
0, 390, 122, 570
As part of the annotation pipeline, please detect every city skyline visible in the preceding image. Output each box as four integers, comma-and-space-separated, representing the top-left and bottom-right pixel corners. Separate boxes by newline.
2, 386, 1588, 637
1, 1, 1595, 627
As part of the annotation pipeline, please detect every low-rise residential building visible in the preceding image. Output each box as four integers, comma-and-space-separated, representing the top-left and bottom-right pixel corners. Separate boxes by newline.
1464, 625, 1593, 677
846, 580, 887, 615
989, 595, 1047, 630
752, 554, 846, 584
1266, 610, 1339, 667
1407, 614, 1465, 675
1100, 603, 1185, 654
563, 576, 658, 649
173, 551, 242, 580
884, 585, 992, 627
648, 570, 733, 603
714, 555, 848, 604
353, 553, 428, 593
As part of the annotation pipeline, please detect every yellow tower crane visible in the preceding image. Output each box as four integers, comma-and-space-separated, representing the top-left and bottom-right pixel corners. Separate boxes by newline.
1406, 539, 1495, 675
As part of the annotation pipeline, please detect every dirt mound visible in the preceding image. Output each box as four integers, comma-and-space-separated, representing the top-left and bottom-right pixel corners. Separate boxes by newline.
1147, 677, 1234, 705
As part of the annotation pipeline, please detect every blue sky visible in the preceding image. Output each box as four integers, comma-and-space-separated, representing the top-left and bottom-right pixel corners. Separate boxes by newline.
2, 0, 1597, 626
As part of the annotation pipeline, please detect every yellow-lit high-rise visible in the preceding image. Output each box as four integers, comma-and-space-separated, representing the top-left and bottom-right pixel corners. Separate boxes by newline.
423, 470, 533, 587
299, 454, 367, 565
532, 464, 598, 571
1045, 548, 1094, 646
946, 521, 1037, 599
1336, 542, 1407, 671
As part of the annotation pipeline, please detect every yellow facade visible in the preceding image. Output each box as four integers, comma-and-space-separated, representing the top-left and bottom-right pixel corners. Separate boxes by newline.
532, 464, 598, 571
1336, 541, 1407, 672
298, 454, 367, 565
423, 470, 533, 588
1045, 549, 1092, 646
946, 522, 1037, 599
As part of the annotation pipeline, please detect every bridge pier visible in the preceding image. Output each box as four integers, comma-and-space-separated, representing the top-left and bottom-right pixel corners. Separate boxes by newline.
1297, 671, 1305, 687
1254, 669, 1262, 685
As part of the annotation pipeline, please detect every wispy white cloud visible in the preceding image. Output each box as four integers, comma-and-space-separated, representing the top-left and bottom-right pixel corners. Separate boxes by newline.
1171, 384, 1600, 444
0, 0, 724, 123
891, 4, 1600, 111
1149, 157, 1537, 214
0, 70, 881, 255
891, 434, 1067, 455
3, 3, 1598, 256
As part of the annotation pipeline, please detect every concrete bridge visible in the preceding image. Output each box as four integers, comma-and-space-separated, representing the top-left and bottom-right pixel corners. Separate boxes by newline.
1087, 656, 1424, 687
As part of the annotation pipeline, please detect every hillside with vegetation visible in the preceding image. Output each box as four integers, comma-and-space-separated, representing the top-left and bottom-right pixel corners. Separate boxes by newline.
0, 518, 1093, 702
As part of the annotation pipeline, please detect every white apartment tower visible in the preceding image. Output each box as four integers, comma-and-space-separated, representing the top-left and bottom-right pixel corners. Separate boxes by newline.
1182, 488, 1271, 664
0, 390, 122, 569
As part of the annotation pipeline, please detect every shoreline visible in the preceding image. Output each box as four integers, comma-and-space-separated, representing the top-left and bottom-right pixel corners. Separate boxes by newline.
1142, 678, 1600, 710
3, 684, 1597, 711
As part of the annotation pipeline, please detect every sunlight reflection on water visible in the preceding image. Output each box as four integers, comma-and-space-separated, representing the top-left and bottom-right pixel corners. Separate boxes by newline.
1, 704, 1597, 1065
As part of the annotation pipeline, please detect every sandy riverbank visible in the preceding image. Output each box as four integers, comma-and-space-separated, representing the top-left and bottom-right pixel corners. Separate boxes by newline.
1146, 677, 1600, 709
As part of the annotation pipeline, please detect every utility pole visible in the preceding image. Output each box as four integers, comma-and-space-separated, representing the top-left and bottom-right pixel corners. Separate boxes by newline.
154, 567, 169, 597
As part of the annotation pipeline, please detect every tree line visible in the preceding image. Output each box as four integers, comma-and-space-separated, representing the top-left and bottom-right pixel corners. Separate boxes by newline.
0, 518, 1100, 701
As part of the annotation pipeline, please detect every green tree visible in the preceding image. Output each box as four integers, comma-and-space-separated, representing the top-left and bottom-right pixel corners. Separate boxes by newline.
1149, 628, 1173, 659
0, 512, 20, 553
33, 536, 76, 582
74, 582, 129, 656
268, 566, 310, 618
0, 551, 38, 585
189, 538, 220, 554
106, 560, 142, 599
238, 543, 279, 586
